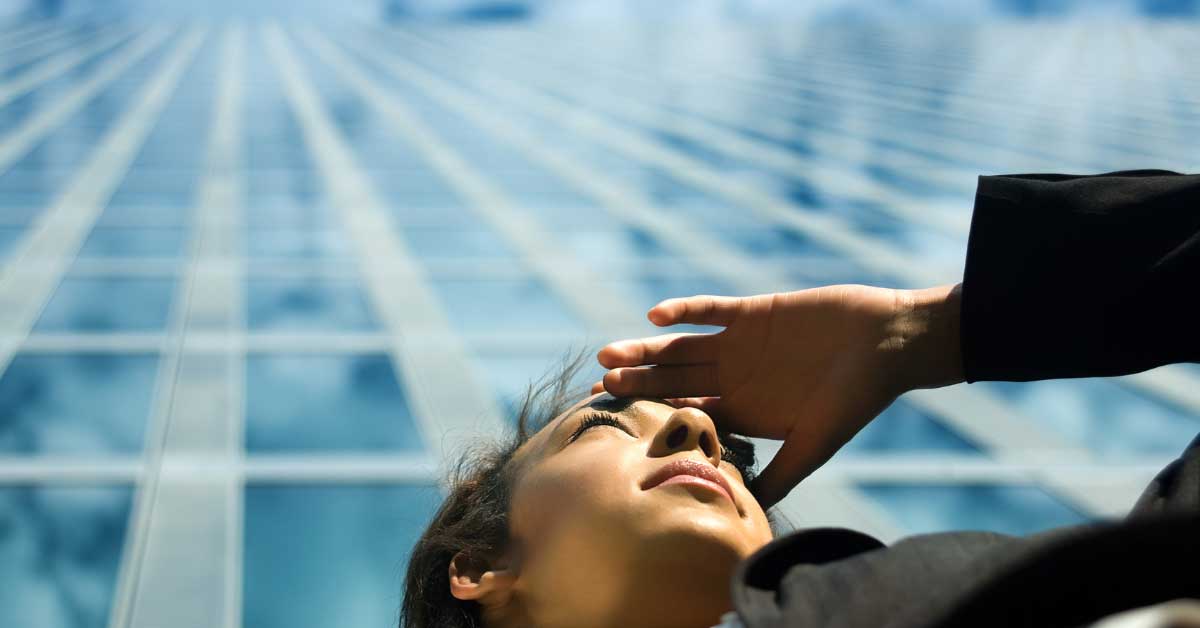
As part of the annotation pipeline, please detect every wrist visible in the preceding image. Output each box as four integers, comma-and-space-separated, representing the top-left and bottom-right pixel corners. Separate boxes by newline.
887, 283, 964, 393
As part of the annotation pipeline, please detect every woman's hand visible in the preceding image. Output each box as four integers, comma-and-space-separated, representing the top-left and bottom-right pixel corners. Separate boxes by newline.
593, 283, 964, 509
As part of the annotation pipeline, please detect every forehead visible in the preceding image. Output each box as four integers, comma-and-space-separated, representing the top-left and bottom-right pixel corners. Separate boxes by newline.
513, 394, 674, 463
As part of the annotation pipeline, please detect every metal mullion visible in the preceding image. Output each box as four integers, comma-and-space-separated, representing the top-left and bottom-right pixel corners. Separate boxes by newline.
0, 25, 137, 109
264, 23, 506, 475
337, 29, 1147, 527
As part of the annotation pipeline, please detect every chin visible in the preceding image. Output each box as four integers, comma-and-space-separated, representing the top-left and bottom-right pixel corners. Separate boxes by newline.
635, 509, 752, 564
637, 487, 753, 541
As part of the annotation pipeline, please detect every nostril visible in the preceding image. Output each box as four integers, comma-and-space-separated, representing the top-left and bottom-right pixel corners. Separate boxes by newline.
698, 431, 714, 458
666, 425, 687, 449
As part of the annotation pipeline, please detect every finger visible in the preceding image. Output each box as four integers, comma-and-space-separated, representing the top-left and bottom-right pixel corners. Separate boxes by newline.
602, 365, 720, 399
590, 380, 605, 395
648, 295, 741, 327
749, 433, 829, 510
597, 333, 718, 369
664, 396, 722, 414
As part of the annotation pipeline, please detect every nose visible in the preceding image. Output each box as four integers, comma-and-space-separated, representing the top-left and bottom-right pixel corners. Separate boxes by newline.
649, 406, 722, 466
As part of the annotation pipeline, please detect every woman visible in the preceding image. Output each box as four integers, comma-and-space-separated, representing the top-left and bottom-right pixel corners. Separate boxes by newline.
400, 363, 781, 628
402, 170, 1200, 628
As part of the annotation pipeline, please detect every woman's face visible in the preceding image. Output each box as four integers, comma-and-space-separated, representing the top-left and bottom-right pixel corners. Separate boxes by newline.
484, 394, 774, 628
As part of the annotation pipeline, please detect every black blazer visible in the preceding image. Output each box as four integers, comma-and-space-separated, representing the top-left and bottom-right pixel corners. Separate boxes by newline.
730, 171, 1200, 628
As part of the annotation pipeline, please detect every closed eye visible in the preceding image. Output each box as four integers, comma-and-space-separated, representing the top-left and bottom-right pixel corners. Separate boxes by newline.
567, 412, 633, 443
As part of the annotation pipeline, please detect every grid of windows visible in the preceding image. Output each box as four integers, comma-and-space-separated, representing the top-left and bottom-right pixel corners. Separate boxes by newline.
0, 14, 1196, 628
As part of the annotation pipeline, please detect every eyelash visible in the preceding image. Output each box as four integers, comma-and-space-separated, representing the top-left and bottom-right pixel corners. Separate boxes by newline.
568, 412, 733, 461
568, 412, 629, 442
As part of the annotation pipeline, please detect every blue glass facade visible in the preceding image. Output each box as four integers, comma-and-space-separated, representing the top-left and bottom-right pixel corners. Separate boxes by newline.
0, 5, 1195, 625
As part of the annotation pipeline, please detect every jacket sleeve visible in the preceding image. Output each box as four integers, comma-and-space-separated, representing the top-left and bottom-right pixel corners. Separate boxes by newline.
960, 170, 1200, 383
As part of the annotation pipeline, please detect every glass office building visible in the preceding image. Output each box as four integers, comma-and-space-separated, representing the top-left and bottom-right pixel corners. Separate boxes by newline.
0, 1, 1197, 626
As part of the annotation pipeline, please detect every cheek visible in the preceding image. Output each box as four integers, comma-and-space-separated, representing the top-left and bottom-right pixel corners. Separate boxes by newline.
508, 444, 645, 544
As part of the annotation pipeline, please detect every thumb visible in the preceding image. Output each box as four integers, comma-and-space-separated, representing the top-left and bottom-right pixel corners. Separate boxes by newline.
749, 430, 830, 510
751, 394, 895, 509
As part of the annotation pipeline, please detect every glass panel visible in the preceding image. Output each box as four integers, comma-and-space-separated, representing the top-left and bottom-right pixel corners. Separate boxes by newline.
247, 170, 321, 201
858, 484, 1090, 536
0, 486, 133, 628
245, 229, 350, 259
243, 485, 440, 628
77, 227, 186, 259
400, 227, 519, 262
653, 129, 739, 169
473, 352, 606, 419
385, 203, 477, 228
838, 400, 980, 455
245, 354, 424, 452
603, 275, 730, 334
35, 277, 176, 332
0, 227, 23, 258
491, 167, 597, 208
244, 172, 333, 229
105, 171, 195, 209
95, 205, 188, 227
787, 263, 895, 288
0, 170, 67, 208
245, 204, 339, 229
0, 353, 159, 454
431, 278, 584, 335
370, 170, 465, 207
0, 206, 40, 224
986, 379, 1200, 457
633, 168, 759, 227
556, 227, 688, 274
712, 226, 841, 260
246, 278, 378, 332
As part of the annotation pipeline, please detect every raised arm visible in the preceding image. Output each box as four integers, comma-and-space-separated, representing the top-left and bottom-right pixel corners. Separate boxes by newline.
961, 169, 1200, 381
596, 170, 1200, 509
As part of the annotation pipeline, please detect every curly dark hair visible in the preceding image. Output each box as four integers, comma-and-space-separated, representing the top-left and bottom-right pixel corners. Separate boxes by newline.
399, 351, 787, 628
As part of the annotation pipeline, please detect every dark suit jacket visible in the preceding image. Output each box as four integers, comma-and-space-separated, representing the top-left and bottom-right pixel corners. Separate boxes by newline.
730, 171, 1200, 628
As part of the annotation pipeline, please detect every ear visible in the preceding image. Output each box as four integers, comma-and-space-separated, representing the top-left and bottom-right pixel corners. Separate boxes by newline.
448, 550, 518, 609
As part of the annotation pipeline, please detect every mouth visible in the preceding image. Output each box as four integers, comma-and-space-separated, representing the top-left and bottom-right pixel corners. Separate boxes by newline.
643, 459, 738, 512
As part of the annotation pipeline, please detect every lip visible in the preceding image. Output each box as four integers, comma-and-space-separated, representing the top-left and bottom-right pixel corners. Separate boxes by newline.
643, 459, 737, 509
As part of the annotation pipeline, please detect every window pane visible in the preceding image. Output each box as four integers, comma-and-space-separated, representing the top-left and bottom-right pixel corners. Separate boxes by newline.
372, 170, 464, 207
245, 354, 424, 452
0, 206, 40, 224
245, 204, 338, 230
986, 379, 1200, 457
432, 278, 583, 335
95, 205, 188, 227
0, 353, 159, 454
106, 171, 194, 209
0, 227, 23, 258
0, 170, 62, 208
77, 227, 186, 259
35, 277, 175, 332
858, 484, 1090, 536
603, 275, 730, 334
713, 226, 841, 260
246, 278, 378, 332
472, 352, 605, 420
0, 485, 133, 628
556, 227, 689, 274
400, 227, 518, 262
246, 229, 350, 259
243, 485, 440, 628
786, 261, 895, 288
838, 400, 980, 455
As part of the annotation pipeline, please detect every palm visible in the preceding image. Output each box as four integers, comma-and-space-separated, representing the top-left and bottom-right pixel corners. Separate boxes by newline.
596, 285, 906, 508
